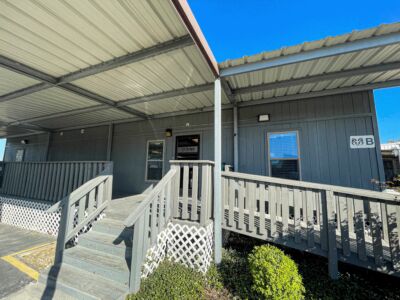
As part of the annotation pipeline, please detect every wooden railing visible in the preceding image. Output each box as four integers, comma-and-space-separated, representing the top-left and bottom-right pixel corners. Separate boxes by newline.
221, 170, 400, 278
0, 161, 111, 202
170, 160, 214, 225
124, 168, 177, 293
48, 163, 113, 264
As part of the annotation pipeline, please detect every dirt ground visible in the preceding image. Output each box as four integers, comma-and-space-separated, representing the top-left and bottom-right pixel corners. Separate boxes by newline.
16, 243, 55, 272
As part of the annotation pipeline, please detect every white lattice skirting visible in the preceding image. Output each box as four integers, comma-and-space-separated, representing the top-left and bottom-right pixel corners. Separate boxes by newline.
0, 196, 60, 236
143, 221, 214, 278
0, 195, 104, 240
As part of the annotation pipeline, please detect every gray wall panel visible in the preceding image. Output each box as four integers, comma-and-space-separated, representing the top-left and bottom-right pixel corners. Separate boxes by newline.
3, 91, 384, 195
47, 126, 109, 161
4, 133, 49, 161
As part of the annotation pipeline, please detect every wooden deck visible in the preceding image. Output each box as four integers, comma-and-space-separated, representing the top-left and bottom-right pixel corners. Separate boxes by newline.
221, 170, 400, 278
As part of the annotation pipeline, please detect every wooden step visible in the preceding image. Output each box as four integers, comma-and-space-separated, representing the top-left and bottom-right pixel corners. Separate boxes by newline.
92, 218, 132, 238
79, 230, 132, 257
63, 246, 130, 285
39, 264, 126, 300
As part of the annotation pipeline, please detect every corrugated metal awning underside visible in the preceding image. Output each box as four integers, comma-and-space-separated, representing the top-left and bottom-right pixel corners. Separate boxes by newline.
0, 0, 217, 137
220, 23, 400, 103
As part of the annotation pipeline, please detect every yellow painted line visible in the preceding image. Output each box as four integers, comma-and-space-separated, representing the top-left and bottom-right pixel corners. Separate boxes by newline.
1, 255, 39, 281
0, 241, 55, 281
7, 241, 55, 256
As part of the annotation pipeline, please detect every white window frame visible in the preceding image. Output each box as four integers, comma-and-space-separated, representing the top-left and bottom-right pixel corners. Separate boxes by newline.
267, 130, 302, 180
145, 139, 165, 182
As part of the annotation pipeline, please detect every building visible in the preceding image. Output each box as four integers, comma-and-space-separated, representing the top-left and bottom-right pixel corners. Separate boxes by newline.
382, 141, 400, 182
0, 1, 399, 297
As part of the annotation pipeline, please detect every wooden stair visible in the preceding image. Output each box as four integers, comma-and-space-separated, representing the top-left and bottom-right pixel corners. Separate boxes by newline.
39, 196, 145, 300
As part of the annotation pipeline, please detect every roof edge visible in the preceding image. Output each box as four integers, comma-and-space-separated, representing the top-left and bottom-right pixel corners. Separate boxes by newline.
171, 0, 219, 78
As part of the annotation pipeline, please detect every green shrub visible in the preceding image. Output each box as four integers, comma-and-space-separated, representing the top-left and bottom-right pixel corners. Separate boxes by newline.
248, 245, 305, 300
128, 261, 205, 300
218, 249, 254, 298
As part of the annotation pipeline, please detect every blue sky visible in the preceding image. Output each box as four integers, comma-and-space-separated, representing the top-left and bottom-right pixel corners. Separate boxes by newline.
189, 0, 400, 143
0, 139, 4, 160
0, 1, 399, 160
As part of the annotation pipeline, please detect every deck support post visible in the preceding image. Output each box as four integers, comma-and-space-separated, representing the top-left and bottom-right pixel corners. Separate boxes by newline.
233, 105, 239, 171
214, 78, 222, 264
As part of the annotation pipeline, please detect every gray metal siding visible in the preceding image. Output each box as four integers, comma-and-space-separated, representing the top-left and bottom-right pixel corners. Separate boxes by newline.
3, 91, 383, 195
47, 126, 109, 161
237, 91, 382, 190
4, 133, 49, 161
111, 114, 233, 196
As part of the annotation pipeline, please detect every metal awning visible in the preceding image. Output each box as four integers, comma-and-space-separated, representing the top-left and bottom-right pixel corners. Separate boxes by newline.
0, 0, 224, 137
1, 1, 400, 138
220, 23, 400, 105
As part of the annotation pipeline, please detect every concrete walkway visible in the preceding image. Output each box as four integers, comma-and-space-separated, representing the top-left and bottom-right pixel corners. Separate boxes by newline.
0, 224, 54, 299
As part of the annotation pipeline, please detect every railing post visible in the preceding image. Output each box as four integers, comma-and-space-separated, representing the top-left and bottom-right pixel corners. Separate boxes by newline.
325, 190, 339, 279
54, 200, 71, 264
200, 164, 209, 225
129, 215, 145, 293
170, 164, 180, 219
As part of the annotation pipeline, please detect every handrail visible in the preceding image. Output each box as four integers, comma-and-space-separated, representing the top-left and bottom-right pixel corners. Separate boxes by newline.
47, 164, 114, 213
52, 163, 113, 264
47, 175, 110, 213
126, 167, 178, 293
124, 169, 176, 227
170, 160, 215, 164
222, 171, 399, 202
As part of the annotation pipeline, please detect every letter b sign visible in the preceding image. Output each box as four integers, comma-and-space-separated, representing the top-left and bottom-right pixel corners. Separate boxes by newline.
350, 135, 375, 149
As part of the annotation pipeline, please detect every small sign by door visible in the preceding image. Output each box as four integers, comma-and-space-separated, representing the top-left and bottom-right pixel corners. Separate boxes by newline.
350, 135, 375, 149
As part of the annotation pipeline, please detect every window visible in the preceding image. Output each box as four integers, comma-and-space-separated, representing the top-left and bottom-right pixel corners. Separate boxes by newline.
145, 140, 164, 181
268, 131, 300, 180
15, 149, 24, 162
175, 135, 200, 160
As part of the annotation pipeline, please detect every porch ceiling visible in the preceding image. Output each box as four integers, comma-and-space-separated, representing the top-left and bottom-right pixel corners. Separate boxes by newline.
0, 0, 218, 137
220, 23, 400, 104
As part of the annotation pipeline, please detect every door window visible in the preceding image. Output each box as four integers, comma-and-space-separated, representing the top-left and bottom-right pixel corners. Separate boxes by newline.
145, 140, 164, 181
175, 135, 200, 160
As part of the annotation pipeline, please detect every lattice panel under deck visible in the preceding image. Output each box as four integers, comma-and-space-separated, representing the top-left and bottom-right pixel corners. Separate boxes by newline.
0, 196, 60, 235
0, 196, 105, 240
142, 221, 214, 277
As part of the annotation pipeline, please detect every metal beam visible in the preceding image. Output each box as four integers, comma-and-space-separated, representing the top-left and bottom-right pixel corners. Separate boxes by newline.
0, 121, 51, 133
0, 55, 57, 84
0, 56, 147, 119
220, 32, 400, 77
117, 83, 213, 106
232, 62, 400, 96
0, 36, 194, 119
0, 36, 193, 104
60, 84, 147, 118
9, 105, 108, 125
7, 83, 213, 126
221, 78, 235, 103
237, 79, 400, 108
0, 83, 52, 103
58, 35, 193, 83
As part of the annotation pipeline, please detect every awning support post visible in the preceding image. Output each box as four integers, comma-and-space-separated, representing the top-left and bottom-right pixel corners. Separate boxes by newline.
214, 78, 222, 264
233, 105, 239, 171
